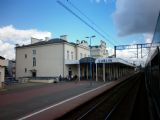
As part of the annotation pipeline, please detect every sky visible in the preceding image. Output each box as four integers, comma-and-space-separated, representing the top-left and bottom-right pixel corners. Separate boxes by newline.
0, 0, 160, 64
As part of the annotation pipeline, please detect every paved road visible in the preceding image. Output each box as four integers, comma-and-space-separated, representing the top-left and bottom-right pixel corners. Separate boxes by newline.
0, 81, 105, 120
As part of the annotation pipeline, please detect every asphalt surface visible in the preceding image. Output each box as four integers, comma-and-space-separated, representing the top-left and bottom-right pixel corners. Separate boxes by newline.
0, 81, 105, 120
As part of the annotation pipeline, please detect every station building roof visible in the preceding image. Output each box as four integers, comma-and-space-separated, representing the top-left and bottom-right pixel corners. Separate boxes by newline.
16, 38, 76, 48
64, 56, 134, 67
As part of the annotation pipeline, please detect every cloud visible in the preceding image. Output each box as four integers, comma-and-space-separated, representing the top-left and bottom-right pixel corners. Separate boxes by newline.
143, 33, 153, 43
107, 47, 114, 56
0, 25, 52, 45
107, 42, 149, 66
116, 49, 147, 66
0, 25, 52, 59
113, 0, 160, 36
0, 40, 15, 60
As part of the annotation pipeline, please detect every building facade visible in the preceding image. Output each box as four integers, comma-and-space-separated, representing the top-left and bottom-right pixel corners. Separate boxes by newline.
16, 37, 90, 80
16, 35, 135, 83
91, 40, 108, 58
0, 56, 8, 88
6, 60, 16, 79
16, 37, 135, 82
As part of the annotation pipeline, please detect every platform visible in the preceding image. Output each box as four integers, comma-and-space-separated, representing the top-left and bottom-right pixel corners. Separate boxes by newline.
0, 75, 133, 120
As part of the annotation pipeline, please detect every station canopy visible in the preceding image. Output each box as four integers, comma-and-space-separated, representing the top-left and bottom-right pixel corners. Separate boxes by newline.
80, 57, 95, 63
95, 58, 134, 67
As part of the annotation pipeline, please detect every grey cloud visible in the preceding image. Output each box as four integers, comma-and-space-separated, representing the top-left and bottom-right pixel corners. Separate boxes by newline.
113, 0, 160, 36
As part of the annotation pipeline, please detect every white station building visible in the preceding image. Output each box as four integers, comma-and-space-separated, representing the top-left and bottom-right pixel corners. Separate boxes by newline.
15, 36, 134, 82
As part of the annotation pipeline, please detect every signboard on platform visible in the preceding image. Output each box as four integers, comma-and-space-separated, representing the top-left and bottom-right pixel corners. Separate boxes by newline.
97, 58, 113, 63
95, 58, 115, 63
95, 58, 134, 67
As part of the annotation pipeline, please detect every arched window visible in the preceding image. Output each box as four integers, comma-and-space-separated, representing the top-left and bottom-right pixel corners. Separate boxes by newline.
71, 52, 74, 60
33, 50, 36, 54
33, 57, 36, 66
25, 54, 27, 58
25, 68, 27, 73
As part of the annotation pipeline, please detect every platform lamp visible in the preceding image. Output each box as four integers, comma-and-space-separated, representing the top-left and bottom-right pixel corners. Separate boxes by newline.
85, 35, 96, 85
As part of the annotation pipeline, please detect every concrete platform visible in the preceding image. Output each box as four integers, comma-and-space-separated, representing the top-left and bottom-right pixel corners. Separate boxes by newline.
0, 75, 133, 120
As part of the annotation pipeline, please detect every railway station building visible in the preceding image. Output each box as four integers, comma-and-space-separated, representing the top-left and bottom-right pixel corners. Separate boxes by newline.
15, 36, 134, 82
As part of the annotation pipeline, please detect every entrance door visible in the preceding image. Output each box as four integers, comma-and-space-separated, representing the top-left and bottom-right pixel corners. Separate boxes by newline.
32, 71, 36, 77
69, 70, 72, 77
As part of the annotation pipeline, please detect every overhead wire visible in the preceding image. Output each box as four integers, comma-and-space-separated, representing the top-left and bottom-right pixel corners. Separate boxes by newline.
57, 0, 115, 46
67, 0, 119, 45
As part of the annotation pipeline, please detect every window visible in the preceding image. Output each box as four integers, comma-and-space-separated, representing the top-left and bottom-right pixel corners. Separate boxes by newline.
71, 52, 73, 60
25, 54, 27, 58
33, 50, 36, 54
25, 68, 27, 73
67, 51, 69, 60
33, 57, 36, 66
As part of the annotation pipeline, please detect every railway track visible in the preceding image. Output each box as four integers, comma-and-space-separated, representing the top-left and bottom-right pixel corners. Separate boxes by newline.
105, 72, 150, 120
57, 72, 149, 120
105, 74, 142, 120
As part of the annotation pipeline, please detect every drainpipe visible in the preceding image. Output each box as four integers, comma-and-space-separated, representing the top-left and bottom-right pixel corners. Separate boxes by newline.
63, 43, 64, 78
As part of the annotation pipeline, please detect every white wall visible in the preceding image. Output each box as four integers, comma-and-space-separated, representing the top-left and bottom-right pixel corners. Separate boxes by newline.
64, 65, 78, 77
64, 44, 76, 60
0, 67, 5, 88
16, 44, 63, 79
63, 44, 89, 77
77, 45, 90, 60
16, 42, 90, 79
64, 43, 90, 60
0, 59, 7, 88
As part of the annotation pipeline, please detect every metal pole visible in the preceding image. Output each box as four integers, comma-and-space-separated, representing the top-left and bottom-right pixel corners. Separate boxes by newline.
79, 64, 81, 81
86, 35, 95, 86
137, 44, 138, 58
90, 37, 92, 85
141, 44, 142, 58
96, 63, 98, 81
114, 46, 116, 58
103, 63, 105, 82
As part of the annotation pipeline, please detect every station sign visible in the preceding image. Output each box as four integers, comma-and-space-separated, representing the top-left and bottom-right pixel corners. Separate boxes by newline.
95, 58, 134, 67
96, 58, 113, 63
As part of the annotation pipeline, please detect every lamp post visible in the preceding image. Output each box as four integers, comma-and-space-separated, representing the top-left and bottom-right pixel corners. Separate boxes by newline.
86, 35, 96, 85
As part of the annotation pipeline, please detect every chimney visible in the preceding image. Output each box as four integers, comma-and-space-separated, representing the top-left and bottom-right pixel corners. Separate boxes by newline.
45, 37, 49, 41
60, 35, 67, 41
15, 44, 19, 47
76, 40, 80, 44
